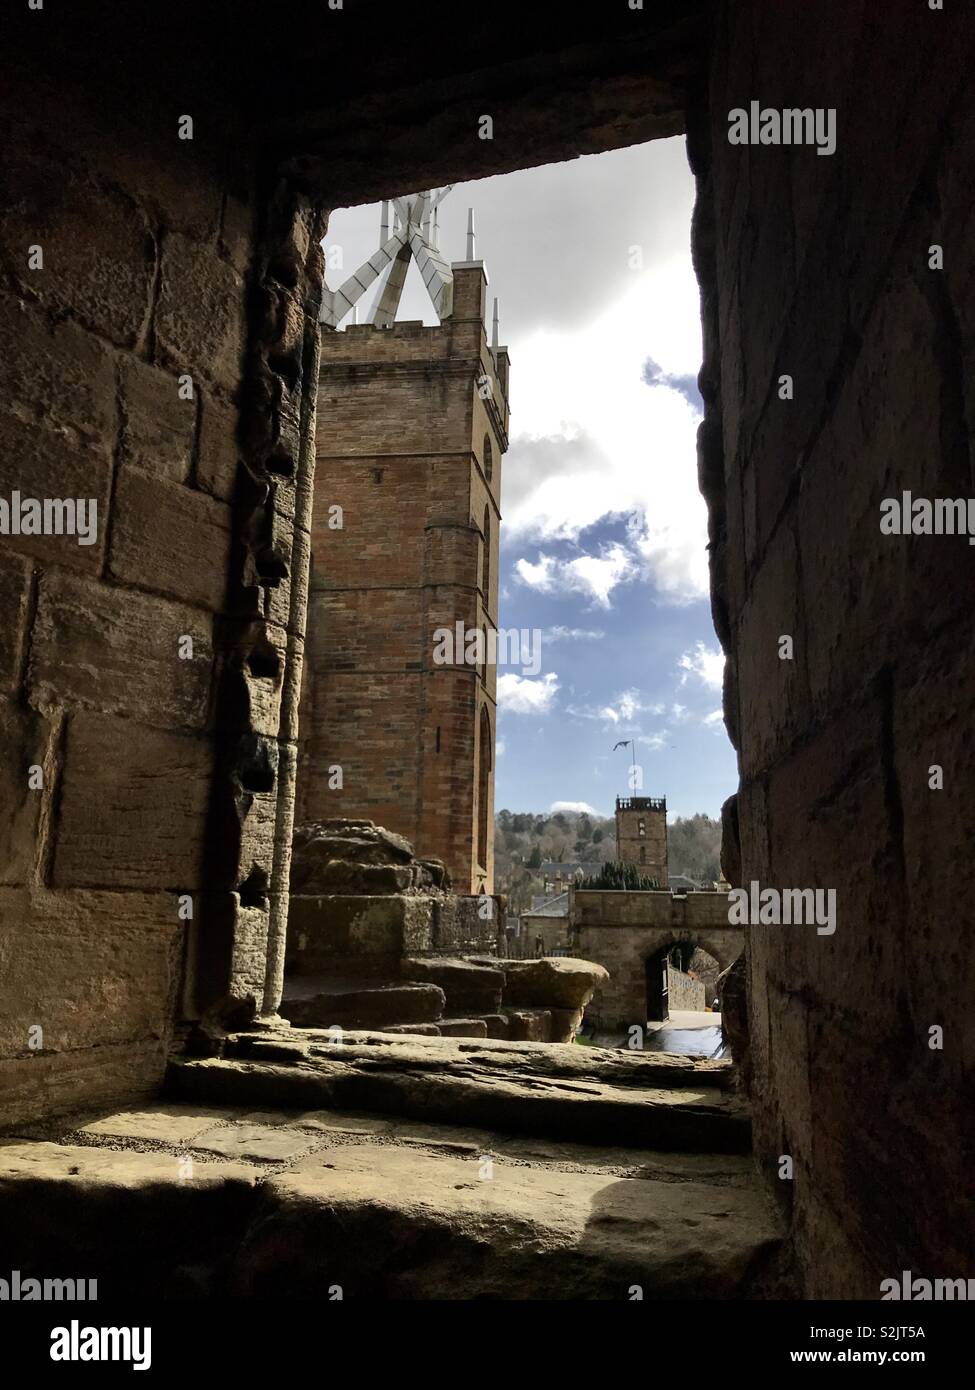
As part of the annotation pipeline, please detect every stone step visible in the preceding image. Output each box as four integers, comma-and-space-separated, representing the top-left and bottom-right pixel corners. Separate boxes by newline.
400, 956, 503, 1013
167, 1028, 749, 1154
434, 1018, 489, 1038
280, 978, 445, 1030
0, 1104, 785, 1299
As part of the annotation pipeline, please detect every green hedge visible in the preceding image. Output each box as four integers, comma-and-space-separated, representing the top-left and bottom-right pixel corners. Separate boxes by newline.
578, 861, 659, 891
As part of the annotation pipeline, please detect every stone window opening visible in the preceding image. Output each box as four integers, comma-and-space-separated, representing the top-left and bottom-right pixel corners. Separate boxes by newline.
483, 432, 493, 483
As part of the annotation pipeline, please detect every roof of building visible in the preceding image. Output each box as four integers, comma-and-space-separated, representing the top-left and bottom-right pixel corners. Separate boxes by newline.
520, 892, 570, 918
669, 873, 704, 891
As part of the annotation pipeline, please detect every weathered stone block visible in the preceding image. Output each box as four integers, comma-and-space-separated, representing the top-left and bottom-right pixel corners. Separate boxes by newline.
502, 1008, 553, 1042
0, 697, 48, 885
283, 983, 445, 1029
0, 150, 153, 345
191, 1123, 316, 1163
0, 411, 111, 574
0, 291, 116, 445
218, 620, 288, 740
290, 820, 416, 888
379, 1023, 442, 1037
735, 523, 805, 775
53, 713, 214, 889
0, 553, 31, 691
401, 956, 503, 1013
197, 390, 240, 502
301, 862, 414, 895
30, 571, 213, 728
286, 893, 437, 968
155, 232, 246, 390
108, 468, 232, 612
436, 1018, 488, 1038
120, 357, 196, 485
80, 1105, 234, 1144
501, 957, 609, 1010
549, 1007, 585, 1044
0, 886, 182, 1057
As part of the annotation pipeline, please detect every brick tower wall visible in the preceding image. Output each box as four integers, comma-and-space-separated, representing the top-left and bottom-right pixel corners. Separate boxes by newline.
299, 267, 506, 892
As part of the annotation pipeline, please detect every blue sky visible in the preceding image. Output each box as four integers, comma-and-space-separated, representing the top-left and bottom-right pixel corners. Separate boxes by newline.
496, 515, 735, 820
322, 138, 738, 821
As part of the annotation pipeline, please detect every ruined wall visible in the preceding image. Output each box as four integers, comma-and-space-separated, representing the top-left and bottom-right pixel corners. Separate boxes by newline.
0, 44, 324, 1126
571, 890, 742, 1027
300, 269, 506, 892
0, 0, 707, 1133
694, 0, 975, 1296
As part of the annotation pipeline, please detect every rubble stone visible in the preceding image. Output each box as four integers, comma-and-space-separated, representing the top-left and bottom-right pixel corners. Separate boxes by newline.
501, 957, 609, 1010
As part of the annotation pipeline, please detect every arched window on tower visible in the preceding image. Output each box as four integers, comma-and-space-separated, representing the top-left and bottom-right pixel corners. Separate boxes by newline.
482, 504, 491, 604
477, 705, 493, 871
483, 433, 493, 484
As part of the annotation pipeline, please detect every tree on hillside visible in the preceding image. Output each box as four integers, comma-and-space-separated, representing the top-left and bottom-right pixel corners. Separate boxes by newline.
493, 806, 721, 905
667, 813, 722, 881
493, 806, 616, 904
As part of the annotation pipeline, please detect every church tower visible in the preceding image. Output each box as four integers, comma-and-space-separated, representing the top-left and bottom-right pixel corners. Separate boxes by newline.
615, 796, 669, 886
298, 192, 509, 893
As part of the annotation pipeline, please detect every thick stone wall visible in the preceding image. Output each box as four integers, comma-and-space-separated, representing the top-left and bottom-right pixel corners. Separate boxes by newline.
693, 0, 975, 1296
519, 912, 570, 957
0, 33, 324, 1125
570, 890, 742, 1028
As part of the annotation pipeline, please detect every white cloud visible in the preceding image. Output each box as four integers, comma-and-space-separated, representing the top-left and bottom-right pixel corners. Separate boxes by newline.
514, 543, 635, 608
702, 709, 724, 728
496, 671, 559, 714
569, 688, 664, 727
514, 555, 557, 592
543, 625, 606, 642
495, 738, 507, 756
501, 259, 708, 604
550, 800, 599, 816
637, 732, 668, 750
563, 546, 634, 607
678, 640, 725, 692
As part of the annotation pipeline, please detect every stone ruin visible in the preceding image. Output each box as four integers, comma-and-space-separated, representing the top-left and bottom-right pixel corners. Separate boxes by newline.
283, 819, 607, 1043
2, 0, 973, 1310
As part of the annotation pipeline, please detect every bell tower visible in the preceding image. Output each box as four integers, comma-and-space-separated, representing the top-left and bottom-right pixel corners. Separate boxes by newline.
298, 191, 509, 893
615, 796, 668, 886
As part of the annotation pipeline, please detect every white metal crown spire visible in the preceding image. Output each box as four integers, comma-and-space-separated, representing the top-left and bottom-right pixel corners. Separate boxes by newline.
320, 186, 456, 328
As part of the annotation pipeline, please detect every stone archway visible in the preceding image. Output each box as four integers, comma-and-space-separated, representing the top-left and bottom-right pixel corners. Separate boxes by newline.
644, 938, 724, 1022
